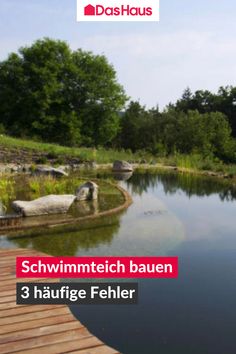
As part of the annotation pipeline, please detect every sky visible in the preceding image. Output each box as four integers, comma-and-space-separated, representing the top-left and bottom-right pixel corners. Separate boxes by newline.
0, 0, 236, 109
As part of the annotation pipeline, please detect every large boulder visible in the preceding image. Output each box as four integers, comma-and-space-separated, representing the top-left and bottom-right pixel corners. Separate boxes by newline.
33, 166, 68, 178
75, 181, 98, 201
113, 160, 133, 172
12, 195, 75, 217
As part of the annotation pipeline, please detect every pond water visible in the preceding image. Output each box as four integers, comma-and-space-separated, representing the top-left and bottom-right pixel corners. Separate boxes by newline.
1, 171, 236, 354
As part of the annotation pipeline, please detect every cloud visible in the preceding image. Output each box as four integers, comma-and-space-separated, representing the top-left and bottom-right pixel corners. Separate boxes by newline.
79, 31, 213, 57
78, 30, 236, 59
73, 30, 236, 108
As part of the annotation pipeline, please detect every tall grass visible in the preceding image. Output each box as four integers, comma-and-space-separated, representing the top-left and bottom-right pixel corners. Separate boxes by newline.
0, 177, 15, 205
28, 176, 81, 198
159, 153, 236, 177
176, 154, 203, 170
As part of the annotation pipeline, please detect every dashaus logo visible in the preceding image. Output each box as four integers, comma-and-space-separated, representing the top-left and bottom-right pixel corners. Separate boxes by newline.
77, 0, 159, 21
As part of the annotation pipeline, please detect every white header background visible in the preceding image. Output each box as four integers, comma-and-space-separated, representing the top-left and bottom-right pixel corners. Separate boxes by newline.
77, 0, 160, 22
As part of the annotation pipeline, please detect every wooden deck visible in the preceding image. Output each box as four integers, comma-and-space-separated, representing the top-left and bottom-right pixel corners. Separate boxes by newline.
0, 248, 119, 354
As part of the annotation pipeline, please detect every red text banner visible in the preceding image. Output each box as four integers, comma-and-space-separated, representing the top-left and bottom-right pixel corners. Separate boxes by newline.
16, 256, 178, 278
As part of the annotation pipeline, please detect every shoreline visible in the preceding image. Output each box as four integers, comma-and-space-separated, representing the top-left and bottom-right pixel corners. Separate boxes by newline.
109, 162, 236, 184
133, 163, 236, 182
0, 161, 236, 183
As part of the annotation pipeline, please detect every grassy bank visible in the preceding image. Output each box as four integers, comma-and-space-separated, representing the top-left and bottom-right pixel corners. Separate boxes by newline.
157, 154, 236, 178
0, 135, 151, 164
134, 156, 236, 181
0, 135, 235, 178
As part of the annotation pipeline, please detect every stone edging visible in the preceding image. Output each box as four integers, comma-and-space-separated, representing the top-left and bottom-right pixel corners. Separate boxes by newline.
0, 182, 133, 233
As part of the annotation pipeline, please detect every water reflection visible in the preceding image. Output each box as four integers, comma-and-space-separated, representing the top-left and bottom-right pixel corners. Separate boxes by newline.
127, 171, 236, 201
112, 171, 133, 181
71, 199, 99, 217
6, 214, 121, 256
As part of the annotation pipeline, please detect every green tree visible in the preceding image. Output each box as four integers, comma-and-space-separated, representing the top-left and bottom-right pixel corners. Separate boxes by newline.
0, 38, 127, 146
162, 109, 235, 161
175, 86, 236, 138
120, 101, 158, 152
216, 86, 236, 138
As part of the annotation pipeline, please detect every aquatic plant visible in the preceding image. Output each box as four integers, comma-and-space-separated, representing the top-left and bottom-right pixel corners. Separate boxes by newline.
28, 179, 41, 198
0, 177, 15, 206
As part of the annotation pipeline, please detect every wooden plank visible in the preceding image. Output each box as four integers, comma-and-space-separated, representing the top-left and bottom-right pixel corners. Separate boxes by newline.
0, 295, 15, 304
0, 314, 74, 335
0, 249, 42, 255
0, 304, 65, 318
1, 249, 34, 259
0, 290, 18, 297
0, 301, 26, 310
14, 336, 103, 354
0, 262, 15, 266
0, 271, 15, 277
0, 321, 84, 344
0, 307, 69, 325
70, 345, 119, 354
0, 256, 20, 261
0, 328, 91, 353
0, 249, 41, 256
0, 271, 15, 275
0, 285, 18, 292
0, 253, 46, 262
0, 275, 16, 280
0, 277, 58, 286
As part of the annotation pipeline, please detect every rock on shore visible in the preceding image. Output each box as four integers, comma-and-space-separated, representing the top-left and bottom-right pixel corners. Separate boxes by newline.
113, 160, 133, 172
12, 195, 76, 217
33, 166, 68, 177
75, 181, 98, 201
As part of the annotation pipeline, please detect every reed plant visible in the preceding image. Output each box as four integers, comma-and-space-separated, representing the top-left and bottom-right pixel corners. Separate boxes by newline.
0, 176, 15, 206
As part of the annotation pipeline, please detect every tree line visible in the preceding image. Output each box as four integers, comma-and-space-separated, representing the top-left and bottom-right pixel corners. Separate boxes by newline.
0, 38, 235, 163
119, 100, 235, 163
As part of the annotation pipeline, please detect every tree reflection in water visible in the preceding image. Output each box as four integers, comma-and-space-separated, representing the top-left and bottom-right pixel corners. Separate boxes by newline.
7, 214, 122, 256
126, 171, 236, 201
